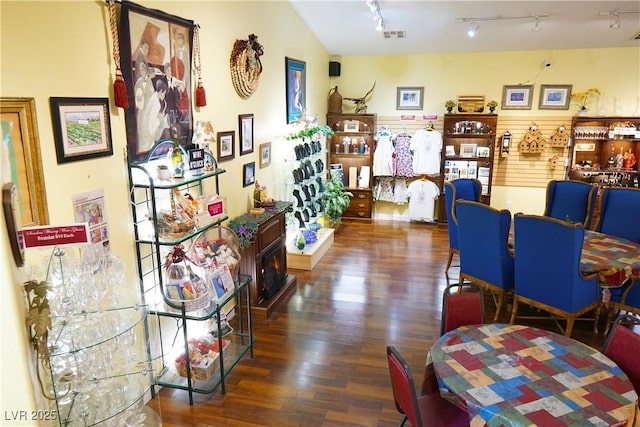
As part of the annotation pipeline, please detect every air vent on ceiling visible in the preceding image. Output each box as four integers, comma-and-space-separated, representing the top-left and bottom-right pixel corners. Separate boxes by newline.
383, 30, 406, 39
634, 31, 640, 40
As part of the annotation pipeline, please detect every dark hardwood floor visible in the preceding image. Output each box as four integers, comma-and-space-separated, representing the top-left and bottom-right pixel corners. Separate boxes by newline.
147, 219, 607, 427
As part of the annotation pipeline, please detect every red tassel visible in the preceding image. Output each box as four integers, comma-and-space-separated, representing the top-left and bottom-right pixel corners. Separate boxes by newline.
195, 78, 207, 107
114, 69, 129, 109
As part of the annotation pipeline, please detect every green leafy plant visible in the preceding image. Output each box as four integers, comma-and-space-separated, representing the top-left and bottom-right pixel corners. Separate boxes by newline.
322, 175, 353, 226
445, 100, 456, 109
286, 125, 334, 141
487, 100, 498, 109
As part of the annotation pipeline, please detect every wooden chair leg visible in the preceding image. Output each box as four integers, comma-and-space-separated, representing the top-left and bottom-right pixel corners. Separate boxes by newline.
494, 291, 505, 322
566, 316, 575, 337
445, 250, 454, 273
593, 305, 601, 334
509, 297, 519, 324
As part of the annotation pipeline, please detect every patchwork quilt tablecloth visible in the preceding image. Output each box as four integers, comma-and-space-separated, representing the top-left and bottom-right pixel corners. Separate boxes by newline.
430, 323, 639, 427
582, 230, 640, 291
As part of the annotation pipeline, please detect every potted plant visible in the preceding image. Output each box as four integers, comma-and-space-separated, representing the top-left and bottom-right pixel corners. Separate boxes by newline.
445, 100, 456, 113
571, 88, 601, 115
487, 100, 498, 113
321, 174, 353, 228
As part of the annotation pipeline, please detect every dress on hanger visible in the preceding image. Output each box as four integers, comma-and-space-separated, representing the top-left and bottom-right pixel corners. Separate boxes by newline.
373, 128, 395, 176
394, 131, 414, 177
410, 128, 442, 176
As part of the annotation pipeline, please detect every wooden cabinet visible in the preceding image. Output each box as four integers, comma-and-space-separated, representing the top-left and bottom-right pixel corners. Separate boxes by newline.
438, 113, 497, 222
568, 116, 639, 187
326, 113, 376, 219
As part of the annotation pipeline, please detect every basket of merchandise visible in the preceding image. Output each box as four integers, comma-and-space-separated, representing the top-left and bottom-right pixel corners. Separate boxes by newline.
163, 244, 210, 312
175, 336, 230, 380
189, 226, 242, 283
155, 210, 195, 241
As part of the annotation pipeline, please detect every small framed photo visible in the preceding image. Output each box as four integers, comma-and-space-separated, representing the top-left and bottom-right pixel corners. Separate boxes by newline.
538, 84, 572, 110
460, 143, 477, 158
239, 113, 254, 155
344, 120, 360, 132
476, 146, 490, 158
501, 85, 534, 110
243, 161, 255, 187
445, 145, 456, 157
259, 142, 271, 168
217, 131, 235, 162
49, 97, 113, 164
396, 87, 424, 110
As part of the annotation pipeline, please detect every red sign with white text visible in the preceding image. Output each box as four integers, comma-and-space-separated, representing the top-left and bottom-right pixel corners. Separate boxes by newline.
20, 223, 90, 249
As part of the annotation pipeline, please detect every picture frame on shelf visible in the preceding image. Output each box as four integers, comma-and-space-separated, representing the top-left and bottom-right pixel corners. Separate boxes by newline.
538, 84, 572, 110
217, 131, 235, 162
460, 143, 478, 158
476, 146, 490, 158
118, 1, 194, 163
0, 97, 49, 226
396, 87, 424, 110
445, 145, 456, 157
501, 85, 533, 110
344, 120, 360, 132
49, 97, 113, 164
457, 95, 485, 113
285, 57, 306, 123
259, 142, 271, 168
239, 114, 254, 155
243, 161, 256, 187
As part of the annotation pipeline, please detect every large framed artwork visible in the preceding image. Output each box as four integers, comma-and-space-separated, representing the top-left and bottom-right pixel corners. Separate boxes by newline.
50, 97, 113, 164
538, 84, 572, 110
396, 87, 424, 110
285, 57, 306, 123
119, 1, 194, 163
0, 97, 49, 227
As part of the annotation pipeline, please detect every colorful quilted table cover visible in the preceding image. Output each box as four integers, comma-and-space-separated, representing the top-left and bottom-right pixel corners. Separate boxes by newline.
431, 323, 639, 427
582, 230, 640, 289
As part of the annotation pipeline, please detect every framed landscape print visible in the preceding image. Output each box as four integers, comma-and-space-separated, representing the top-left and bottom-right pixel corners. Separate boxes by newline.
217, 131, 235, 162
285, 57, 306, 123
243, 161, 256, 187
239, 114, 254, 155
539, 84, 572, 110
119, 1, 194, 163
49, 97, 113, 164
396, 87, 424, 110
502, 85, 533, 110
259, 142, 271, 168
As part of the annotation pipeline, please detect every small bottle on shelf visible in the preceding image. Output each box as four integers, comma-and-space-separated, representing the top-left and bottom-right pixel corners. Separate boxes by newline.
171, 127, 184, 178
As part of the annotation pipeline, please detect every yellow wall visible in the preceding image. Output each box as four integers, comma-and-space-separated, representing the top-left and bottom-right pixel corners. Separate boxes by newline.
0, 0, 329, 421
1, 0, 639, 418
330, 48, 639, 218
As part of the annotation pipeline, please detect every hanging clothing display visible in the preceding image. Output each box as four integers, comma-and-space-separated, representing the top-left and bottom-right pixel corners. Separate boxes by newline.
406, 179, 440, 222
393, 178, 409, 204
374, 176, 395, 202
394, 131, 414, 177
373, 127, 395, 177
410, 128, 442, 175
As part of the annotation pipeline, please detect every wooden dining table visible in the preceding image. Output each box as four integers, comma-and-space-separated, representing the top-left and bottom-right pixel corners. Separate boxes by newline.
429, 323, 639, 427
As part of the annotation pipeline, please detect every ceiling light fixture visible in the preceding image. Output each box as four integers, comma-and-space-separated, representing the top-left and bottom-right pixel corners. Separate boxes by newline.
599, 9, 640, 29
456, 14, 550, 37
365, 0, 385, 32
467, 22, 479, 38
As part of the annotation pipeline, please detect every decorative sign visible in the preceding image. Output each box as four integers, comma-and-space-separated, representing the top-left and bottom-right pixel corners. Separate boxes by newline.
423, 115, 438, 120
189, 148, 205, 174
21, 223, 90, 249
207, 199, 224, 217
400, 115, 416, 121
574, 143, 596, 152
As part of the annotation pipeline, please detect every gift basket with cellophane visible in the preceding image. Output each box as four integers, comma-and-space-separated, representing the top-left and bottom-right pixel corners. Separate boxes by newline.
163, 244, 210, 311
188, 226, 242, 287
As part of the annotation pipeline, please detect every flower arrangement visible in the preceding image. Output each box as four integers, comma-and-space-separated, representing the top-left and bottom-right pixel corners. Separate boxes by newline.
487, 100, 498, 109
445, 100, 456, 109
571, 88, 601, 111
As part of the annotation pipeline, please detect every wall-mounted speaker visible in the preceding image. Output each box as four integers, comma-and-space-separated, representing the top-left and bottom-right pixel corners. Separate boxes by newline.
329, 61, 341, 77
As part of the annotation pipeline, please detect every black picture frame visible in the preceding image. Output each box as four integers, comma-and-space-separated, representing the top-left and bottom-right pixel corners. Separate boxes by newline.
243, 161, 256, 187
49, 97, 113, 164
217, 130, 235, 162
119, 1, 194, 163
285, 57, 306, 123
239, 114, 254, 155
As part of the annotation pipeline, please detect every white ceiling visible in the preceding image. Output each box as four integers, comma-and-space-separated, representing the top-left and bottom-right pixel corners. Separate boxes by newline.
288, 1, 640, 56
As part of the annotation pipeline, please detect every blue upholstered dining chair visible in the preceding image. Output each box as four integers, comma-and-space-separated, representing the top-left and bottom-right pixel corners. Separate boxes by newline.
543, 179, 597, 227
510, 214, 601, 337
456, 200, 514, 322
593, 187, 640, 243
443, 178, 482, 274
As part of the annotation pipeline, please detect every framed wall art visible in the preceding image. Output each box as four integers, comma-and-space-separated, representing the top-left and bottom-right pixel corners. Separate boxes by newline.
49, 97, 113, 164
285, 57, 306, 123
0, 97, 49, 226
243, 161, 256, 187
501, 85, 534, 110
259, 142, 271, 168
239, 114, 254, 155
538, 84, 572, 110
119, 1, 194, 163
396, 87, 424, 110
217, 130, 235, 162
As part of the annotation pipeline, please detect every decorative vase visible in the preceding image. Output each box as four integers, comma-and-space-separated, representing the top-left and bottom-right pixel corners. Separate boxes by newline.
489, 107, 496, 113
296, 229, 306, 250
446, 107, 453, 113
328, 86, 342, 114
577, 108, 588, 116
